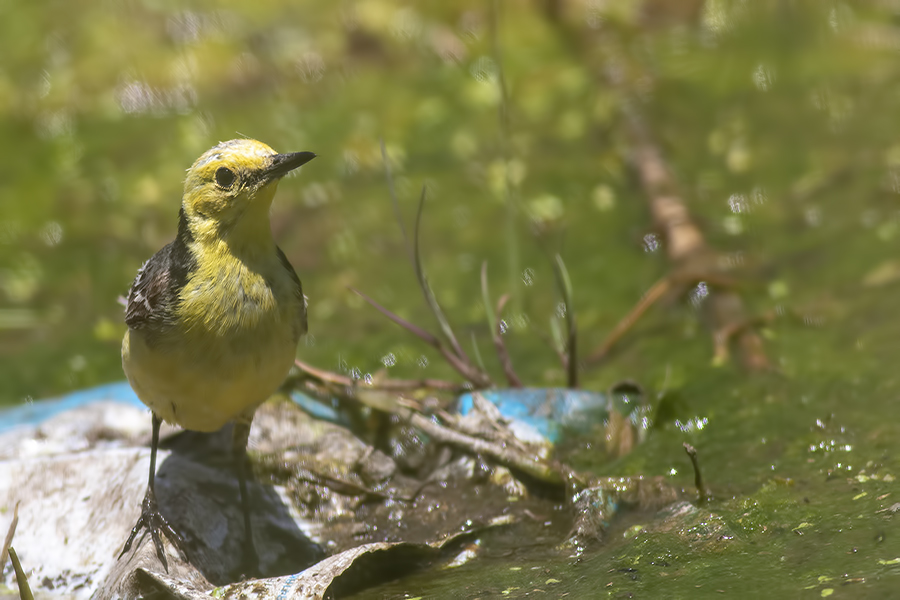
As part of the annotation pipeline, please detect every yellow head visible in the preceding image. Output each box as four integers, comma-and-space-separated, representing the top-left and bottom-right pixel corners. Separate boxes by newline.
181, 139, 315, 244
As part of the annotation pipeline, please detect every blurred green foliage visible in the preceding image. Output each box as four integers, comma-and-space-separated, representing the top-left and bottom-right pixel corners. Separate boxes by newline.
3, 0, 898, 404
4, 1, 900, 593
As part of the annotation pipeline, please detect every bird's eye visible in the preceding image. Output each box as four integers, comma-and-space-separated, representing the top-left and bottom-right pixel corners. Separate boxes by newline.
215, 167, 236, 189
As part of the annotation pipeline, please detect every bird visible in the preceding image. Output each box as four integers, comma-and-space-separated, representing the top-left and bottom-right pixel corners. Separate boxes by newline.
119, 139, 315, 573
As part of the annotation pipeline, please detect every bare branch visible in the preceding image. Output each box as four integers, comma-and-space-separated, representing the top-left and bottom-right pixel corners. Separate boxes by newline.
406, 412, 563, 485
587, 277, 672, 365
350, 288, 492, 388
349, 287, 440, 346
1, 501, 19, 572
294, 359, 466, 392
683, 443, 710, 506
482, 263, 522, 388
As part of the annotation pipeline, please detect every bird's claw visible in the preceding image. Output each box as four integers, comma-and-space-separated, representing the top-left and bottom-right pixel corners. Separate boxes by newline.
119, 487, 187, 572
236, 541, 261, 581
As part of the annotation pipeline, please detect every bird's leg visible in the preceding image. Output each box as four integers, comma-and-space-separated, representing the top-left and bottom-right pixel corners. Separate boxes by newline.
119, 412, 186, 571
233, 419, 260, 578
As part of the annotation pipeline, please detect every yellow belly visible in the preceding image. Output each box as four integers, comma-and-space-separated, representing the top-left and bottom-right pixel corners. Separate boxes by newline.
122, 249, 302, 432
122, 325, 296, 432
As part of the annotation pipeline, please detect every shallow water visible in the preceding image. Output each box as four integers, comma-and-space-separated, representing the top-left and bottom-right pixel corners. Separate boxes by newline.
3, 1, 900, 596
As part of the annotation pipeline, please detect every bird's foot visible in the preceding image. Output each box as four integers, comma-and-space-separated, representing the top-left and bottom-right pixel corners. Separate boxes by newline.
119, 487, 187, 572
235, 536, 261, 581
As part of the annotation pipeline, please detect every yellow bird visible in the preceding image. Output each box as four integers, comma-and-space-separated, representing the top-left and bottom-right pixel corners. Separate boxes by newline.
119, 139, 315, 573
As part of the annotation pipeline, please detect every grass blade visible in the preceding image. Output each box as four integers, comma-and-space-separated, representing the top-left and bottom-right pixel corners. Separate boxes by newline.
470, 331, 488, 373
481, 261, 498, 337
9, 547, 33, 600
552, 254, 578, 388
412, 186, 470, 363
380, 139, 415, 268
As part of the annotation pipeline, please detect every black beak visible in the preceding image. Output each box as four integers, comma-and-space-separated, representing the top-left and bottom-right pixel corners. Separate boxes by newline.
265, 151, 317, 180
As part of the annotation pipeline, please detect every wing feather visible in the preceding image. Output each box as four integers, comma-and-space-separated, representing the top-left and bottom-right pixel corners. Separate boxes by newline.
275, 245, 308, 337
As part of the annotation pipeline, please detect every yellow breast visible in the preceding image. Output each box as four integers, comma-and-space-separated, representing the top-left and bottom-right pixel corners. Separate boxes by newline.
122, 246, 301, 432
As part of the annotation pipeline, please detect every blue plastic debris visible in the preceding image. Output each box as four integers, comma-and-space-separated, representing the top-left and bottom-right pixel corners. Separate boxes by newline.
0, 381, 339, 433
0, 383, 624, 445
0, 381, 143, 433
457, 388, 611, 443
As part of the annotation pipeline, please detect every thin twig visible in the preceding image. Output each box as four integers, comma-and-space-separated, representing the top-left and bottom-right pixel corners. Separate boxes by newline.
411, 187, 472, 363
683, 443, 709, 506
350, 288, 492, 387
349, 287, 441, 346
294, 359, 465, 392
482, 263, 523, 387
587, 277, 672, 365
711, 309, 778, 366
1, 501, 18, 571
407, 411, 563, 485
619, 82, 770, 371
377, 146, 483, 382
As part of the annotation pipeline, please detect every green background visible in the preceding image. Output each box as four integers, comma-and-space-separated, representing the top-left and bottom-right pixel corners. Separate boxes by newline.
2, 0, 899, 596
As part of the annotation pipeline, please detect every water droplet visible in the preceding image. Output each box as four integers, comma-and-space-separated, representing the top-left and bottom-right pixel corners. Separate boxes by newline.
720, 251, 744, 269
39, 70, 51, 98
689, 282, 709, 307
470, 56, 498, 83
752, 63, 775, 92
296, 52, 325, 83
499, 319, 508, 334
522, 268, 535, 286
343, 150, 359, 175
751, 186, 768, 205
350, 367, 361, 380
417, 355, 429, 368
382, 352, 396, 367
728, 193, 748, 214
364, 373, 373, 385
40, 222, 63, 247
556, 302, 567, 319
642, 233, 659, 253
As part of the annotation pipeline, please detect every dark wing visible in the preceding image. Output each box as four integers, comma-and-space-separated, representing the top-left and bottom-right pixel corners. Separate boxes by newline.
124, 243, 178, 330
125, 209, 196, 331
276, 245, 308, 336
